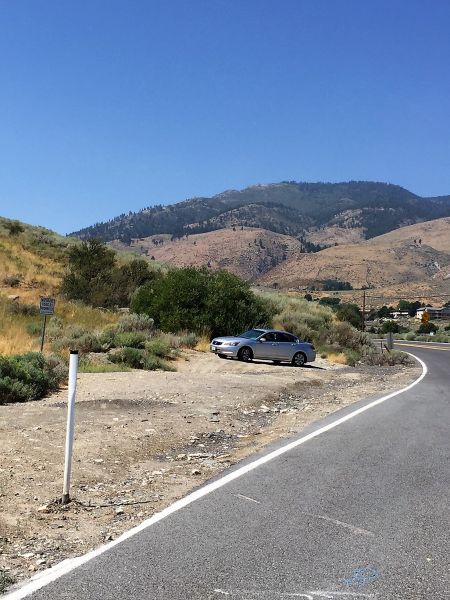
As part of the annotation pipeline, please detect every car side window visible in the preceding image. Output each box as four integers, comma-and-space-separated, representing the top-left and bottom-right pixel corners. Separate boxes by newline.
263, 332, 276, 342
277, 333, 296, 343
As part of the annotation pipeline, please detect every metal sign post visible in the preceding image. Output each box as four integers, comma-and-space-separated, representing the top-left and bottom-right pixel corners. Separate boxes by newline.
386, 331, 394, 351
62, 351, 79, 505
39, 297, 56, 352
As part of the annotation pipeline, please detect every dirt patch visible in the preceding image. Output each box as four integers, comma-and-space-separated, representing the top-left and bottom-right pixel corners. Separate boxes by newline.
0, 351, 419, 590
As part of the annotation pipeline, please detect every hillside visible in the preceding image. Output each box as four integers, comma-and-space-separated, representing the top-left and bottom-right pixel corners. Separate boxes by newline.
111, 227, 303, 281
0, 218, 116, 354
0, 217, 73, 302
258, 217, 450, 293
71, 181, 450, 244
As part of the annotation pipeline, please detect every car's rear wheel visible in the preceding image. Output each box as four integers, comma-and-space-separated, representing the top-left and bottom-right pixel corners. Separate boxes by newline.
292, 352, 306, 367
238, 347, 253, 362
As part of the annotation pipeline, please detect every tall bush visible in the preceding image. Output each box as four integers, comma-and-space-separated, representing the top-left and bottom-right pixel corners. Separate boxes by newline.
131, 267, 273, 337
61, 239, 158, 307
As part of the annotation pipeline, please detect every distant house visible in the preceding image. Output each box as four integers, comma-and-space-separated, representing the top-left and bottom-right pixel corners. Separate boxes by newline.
415, 306, 450, 320
390, 311, 409, 320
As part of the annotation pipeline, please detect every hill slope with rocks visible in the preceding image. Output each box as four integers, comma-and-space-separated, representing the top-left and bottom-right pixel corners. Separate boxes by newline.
111, 227, 303, 281
258, 216, 450, 291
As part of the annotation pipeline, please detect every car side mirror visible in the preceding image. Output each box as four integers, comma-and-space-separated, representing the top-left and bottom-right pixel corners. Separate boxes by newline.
259, 337, 266, 342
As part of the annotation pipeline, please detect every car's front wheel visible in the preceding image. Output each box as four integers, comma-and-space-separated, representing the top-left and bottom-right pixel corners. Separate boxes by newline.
292, 352, 306, 367
238, 347, 253, 362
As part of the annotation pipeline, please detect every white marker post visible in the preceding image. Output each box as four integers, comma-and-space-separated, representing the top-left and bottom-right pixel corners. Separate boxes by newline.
62, 350, 79, 504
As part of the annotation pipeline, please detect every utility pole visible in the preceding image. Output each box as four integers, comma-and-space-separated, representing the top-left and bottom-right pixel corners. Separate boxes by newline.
362, 290, 366, 331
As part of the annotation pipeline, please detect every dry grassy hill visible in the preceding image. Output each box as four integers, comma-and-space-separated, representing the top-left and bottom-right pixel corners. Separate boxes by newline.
113, 227, 304, 280
0, 218, 117, 354
112, 218, 450, 299
258, 217, 450, 292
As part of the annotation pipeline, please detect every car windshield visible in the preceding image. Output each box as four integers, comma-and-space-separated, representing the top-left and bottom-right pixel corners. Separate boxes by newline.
237, 329, 266, 339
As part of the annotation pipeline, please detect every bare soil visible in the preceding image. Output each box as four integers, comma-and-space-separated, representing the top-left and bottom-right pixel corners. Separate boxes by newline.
0, 351, 419, 590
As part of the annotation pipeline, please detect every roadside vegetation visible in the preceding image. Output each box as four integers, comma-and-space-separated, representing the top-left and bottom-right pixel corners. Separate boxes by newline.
0, 352, 66, 404
131, 267, 272, 337
258, 291, 408, 366
366, 300, 450, 343
1, 221, 413, 404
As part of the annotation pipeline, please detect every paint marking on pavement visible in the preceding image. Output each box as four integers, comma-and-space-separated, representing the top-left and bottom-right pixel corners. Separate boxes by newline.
342, 567, 380, 587
302, 513, 375, 537
213, 589, 376, 598
214, 590, 314, 598
5, 354, 427, 600
235, 493, 261, 504
309, 592, 376, 598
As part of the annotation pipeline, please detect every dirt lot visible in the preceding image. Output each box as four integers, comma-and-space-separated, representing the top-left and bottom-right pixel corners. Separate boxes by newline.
0, 351, 419, 590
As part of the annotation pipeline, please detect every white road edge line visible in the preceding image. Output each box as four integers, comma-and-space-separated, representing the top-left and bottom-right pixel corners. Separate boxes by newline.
5, 352, 427, 600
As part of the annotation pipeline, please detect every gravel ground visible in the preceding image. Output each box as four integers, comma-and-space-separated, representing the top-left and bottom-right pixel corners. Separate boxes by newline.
0, 350, 419, 590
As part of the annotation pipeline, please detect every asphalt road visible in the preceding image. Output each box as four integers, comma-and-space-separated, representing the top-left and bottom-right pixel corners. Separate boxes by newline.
10, 344, 450, 600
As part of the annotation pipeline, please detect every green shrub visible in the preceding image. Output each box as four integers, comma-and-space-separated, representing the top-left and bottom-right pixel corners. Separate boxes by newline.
178, 332, 198, 348
0, 352, 66, 404
328, 321, 373, 354
3, 275, 21, 287
142, 353, 176, 372
51, 325, 103, 353
78, 359, 131, 373
114, 332, 147, 349
61, 240, 159, 307
8, 301, 40, 316
417, 322, 438, 334
321, 279, 353, 291
381, 320, 401, 333
26, 321, 43, 336
145, 337, 171, 358
132, 267, 273, 337
110, 347, 144, 369
365, 350, 412, 366
115, 313, 155, 333
318, 297, 341, 308
431, 333, 450, 343
343, 349, 360, 366
336, 303, 363, 329
98, 327, 117, 348
109, 347, 176, 371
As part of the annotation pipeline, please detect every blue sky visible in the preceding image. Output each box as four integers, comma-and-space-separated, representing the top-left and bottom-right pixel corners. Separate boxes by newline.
0, 0, 449, 234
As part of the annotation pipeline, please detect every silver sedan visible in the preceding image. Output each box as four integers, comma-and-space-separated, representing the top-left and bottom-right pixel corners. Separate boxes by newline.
210, 328, 316, 366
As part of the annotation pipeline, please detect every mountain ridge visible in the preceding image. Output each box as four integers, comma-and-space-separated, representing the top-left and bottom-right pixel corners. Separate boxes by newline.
71, 180, 450, 244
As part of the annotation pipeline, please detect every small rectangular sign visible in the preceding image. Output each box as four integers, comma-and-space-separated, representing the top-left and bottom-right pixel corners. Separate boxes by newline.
40, 297, 56, 315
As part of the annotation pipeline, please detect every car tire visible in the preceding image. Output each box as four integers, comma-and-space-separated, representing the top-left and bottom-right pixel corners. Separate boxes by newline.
238, 347, 253, 362
292, 352, 306, 367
